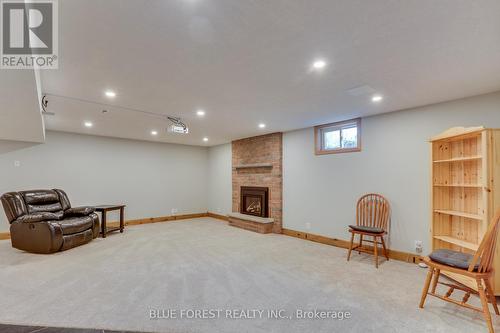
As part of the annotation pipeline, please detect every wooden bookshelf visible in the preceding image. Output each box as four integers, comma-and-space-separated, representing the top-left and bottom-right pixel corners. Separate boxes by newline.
430, 127, 500, 294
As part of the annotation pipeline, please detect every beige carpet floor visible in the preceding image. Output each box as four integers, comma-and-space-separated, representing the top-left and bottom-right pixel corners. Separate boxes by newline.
0, 218, 498, 333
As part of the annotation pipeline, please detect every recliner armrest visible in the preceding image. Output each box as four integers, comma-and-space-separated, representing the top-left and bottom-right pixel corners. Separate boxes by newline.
65, 206, 95, 217
15, 211, 64, 223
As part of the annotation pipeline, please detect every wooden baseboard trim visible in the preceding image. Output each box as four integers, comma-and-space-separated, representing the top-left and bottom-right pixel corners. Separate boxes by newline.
282, 228, 421, 264
207, 212, 229, 221
0, 232, 10, 240
107, 212, 209, 227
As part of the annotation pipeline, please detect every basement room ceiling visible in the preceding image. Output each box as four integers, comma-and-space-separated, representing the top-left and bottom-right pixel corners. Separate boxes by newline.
41, 0, 500, 146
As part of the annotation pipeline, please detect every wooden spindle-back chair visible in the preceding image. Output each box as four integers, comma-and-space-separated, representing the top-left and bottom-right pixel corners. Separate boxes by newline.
419, 210, 500, 333
347, 193, 391, 268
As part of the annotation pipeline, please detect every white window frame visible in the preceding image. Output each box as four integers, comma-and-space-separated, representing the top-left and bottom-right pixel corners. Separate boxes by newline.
314, 118, 362, 155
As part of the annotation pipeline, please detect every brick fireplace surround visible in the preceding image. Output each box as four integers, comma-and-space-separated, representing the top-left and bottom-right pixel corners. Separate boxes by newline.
232, 133, 283, 233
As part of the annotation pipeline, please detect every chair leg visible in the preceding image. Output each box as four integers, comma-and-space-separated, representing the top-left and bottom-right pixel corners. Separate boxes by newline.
380, 236, 389, 260
431, 269, 440, 294
373, 235, 379, 268
419, 267, 434, 308
347, 232, 355, 261
358, 234, 364, 254
477, 279, 494, 333
484, 278, 500, 315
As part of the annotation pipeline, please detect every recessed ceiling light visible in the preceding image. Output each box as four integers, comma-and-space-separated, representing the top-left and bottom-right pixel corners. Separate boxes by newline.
84, 121, 93, 128
203, 137, 209, 142
258, 123, 266, 129
151, 130, 158, 136
196, 109, 206, 116
105, 90, 116, 98
372, 94, 383, 102
311, 59, 327, 71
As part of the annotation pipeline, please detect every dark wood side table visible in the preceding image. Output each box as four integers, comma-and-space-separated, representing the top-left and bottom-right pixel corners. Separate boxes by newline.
94, 205, 126, 238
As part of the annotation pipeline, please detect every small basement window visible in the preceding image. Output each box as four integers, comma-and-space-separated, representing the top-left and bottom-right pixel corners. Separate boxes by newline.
314, 118, 361, 155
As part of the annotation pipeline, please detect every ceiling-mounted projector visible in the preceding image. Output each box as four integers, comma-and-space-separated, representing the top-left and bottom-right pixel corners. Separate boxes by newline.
169, 124, 189, 134
167, 117, 189, 134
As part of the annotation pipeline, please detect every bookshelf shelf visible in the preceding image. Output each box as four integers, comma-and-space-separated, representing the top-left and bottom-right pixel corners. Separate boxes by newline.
434, 209, 483, 220
433, 156, 482, 163
433, 184, 483, 188
433, 235, 479, 251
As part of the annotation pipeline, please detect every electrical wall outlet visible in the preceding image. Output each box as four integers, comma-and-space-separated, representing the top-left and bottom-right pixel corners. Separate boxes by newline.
171, 208, 178, 215
415, 240, 423, 253
14, 160, 20, 167
305, 222, 311, 230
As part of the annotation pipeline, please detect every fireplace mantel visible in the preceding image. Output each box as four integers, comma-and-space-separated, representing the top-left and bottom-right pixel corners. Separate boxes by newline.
233, 163, 273, 170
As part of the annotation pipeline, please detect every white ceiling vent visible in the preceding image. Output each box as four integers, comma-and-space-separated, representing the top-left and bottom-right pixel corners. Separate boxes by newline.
347, 85, 376, 96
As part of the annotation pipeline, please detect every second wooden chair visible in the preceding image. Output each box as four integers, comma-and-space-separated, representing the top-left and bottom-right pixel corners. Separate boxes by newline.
419, 210, 500, 333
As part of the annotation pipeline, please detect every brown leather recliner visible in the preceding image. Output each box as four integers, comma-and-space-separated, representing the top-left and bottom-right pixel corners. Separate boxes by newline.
1, 189, 99, 253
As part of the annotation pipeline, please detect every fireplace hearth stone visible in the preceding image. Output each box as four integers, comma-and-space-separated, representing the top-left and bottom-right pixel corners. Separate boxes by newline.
227, 212, 274, 234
